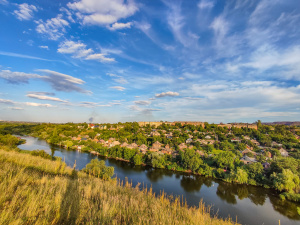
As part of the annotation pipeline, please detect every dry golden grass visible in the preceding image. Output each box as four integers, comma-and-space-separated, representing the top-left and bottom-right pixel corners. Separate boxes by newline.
0, 149, 238, 225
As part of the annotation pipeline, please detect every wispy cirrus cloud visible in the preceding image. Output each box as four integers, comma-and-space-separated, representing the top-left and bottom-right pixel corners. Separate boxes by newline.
0, 69, 91, 94
37, 69, 92, 94
0, 51, 52, 61
0, 98, 15, 105
134, 100, 150, 105
110, 86, 125, 91
0, 98, 54, 108
36, 14, 69, 40
26, 93, 68, 103
25, 102, 54, 107
79, 101, 111, 108
14, 3, 38, 21
0, 70, 42, 84
57, 40, 115, 62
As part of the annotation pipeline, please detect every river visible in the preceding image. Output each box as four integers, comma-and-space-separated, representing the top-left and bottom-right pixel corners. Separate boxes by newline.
17, 136, 300, 225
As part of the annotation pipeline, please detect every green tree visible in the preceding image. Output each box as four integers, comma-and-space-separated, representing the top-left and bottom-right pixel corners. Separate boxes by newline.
82, 158, 114, 180
271, 169, 300, 192
133, 154, 143, 165
214, 151, 236, 170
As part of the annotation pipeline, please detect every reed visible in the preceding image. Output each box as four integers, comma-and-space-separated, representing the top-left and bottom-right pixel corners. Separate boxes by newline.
0, 148, 238, 225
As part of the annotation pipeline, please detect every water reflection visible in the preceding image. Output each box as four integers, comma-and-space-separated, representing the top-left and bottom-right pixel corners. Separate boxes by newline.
146, 168, 173, 182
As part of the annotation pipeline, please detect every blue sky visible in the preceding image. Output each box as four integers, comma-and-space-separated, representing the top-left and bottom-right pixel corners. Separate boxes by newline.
0, 0, 300, 123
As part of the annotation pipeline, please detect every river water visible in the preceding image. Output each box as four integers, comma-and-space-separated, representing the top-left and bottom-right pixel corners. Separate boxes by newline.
17, 136, 300, 225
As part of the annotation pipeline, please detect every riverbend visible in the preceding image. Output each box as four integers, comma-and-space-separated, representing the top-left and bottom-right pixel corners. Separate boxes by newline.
18, 136, 300, 225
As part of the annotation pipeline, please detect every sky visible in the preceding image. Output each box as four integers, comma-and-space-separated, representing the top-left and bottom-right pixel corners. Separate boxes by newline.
0, 0, 300, 124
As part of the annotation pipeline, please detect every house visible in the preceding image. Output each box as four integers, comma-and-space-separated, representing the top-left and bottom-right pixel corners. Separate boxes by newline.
166, 132, 173, 139
178, 143, 187, 150
98, 139, 106, 144
120, 142, 129, 148
186, 138, 193, 144
149, 147, 158, 152
279, 148, 289, 157
265, 151, 272, 158
205, 135, 212, 139
110, 141, 120, 147
241, 149, 257, 156
243, 136, 251, 140
161, 144, 172, 155
88, 124, 95, 129
231, 138, 241, 143
150, 131, 160, 136
240, 156, 257, 164
196, 150, 205, 156
197, 139, 208, 145
161, 148, 172, 155
127, 143, 139, 149
152, 141, 162, 150
250, 139, 260, 146
272, 141, 282, 147
139, 144, 148, 154
262, 162, 270, 169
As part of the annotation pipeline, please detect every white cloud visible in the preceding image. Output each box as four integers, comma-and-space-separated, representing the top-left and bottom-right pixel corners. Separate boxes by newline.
210, 16, 229, 47
109, 22, 132, 30
155, 91, 179, 98
26, 93, 68, 103
8, 107, 24, 110
58, 40, 93, 58
86, 53, 115, 62
242, 45, 300, 81
134, 100, 150, 105
36, 14, 69, 40
0, 51, 51, 61
0, 98, 15, 105
79, 102, 111, 108
39, 46, 49, 50
25, 102, 54, 107
0, 70, 42, 83
0, 69, 91, 94
198, 0, 215, 9
110, 86, 125, 91
57, 40, 115, 62
113, 77, 128, 84
0, 0, 8, 5
37, 69, 91, 94
68, 0, 138, 27
14, 3, 37, 21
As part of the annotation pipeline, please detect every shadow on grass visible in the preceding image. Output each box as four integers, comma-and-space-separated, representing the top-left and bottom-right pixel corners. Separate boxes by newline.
58, 169, 80, 224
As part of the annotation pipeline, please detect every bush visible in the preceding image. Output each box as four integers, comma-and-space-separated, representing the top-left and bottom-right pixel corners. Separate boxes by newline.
82, 158, 114, 180
30, 150, 52, 160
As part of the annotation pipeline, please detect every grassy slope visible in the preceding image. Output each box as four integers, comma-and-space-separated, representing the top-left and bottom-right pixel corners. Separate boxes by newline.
0, 148, 237, 225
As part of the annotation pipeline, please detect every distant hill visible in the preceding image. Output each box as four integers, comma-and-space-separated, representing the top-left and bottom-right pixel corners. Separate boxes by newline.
262, 121, 300, 126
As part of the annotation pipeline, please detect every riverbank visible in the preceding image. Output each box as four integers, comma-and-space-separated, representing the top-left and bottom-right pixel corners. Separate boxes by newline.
0, 147, 237, 225
23, 134, 299, 204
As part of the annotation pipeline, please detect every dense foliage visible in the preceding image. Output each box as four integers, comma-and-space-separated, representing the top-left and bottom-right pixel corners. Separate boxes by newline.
1, 121, 299, 202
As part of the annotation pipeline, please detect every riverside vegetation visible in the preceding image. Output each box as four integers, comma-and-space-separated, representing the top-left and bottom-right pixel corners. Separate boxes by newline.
1, 121, 300, 203
0, 145, 237, 224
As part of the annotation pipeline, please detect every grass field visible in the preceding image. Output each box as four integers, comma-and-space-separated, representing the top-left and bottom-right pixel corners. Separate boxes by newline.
0, 147, 237, 224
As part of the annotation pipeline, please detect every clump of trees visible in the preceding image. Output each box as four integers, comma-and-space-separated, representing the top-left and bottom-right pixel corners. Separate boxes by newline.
82, 158, 114, 180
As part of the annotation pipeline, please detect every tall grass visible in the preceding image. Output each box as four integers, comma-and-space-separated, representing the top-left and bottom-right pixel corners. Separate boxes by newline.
0, 149, 238, 225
